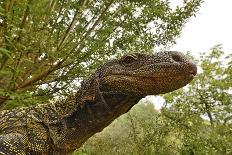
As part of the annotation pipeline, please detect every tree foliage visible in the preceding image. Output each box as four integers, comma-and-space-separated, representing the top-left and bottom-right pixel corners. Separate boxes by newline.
74, 47, 232, 155
163, 46, 232, 154
0, 0, 202, 109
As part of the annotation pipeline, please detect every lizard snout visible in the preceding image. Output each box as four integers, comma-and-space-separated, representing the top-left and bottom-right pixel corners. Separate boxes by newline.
189, 64, 197, 76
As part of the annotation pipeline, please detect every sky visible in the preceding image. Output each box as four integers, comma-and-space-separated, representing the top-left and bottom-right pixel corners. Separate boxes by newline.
171, 0, 232, 56
144, 0, 232, 110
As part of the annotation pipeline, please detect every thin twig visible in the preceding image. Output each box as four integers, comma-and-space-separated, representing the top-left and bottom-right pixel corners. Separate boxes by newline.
71, 0, 114, 53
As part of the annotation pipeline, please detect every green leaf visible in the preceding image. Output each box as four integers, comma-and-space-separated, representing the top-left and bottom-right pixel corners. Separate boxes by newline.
0, 48, 12, 59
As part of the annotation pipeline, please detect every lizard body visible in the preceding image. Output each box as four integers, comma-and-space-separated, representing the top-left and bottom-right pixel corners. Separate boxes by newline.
0, 51, 197, 154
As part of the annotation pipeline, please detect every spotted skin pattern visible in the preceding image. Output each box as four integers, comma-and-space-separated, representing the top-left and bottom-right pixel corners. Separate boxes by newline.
0, 51, 197, 154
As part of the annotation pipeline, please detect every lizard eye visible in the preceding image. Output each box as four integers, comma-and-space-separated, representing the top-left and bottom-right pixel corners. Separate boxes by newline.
122, 54, 137, 65
172, 54, 183, 62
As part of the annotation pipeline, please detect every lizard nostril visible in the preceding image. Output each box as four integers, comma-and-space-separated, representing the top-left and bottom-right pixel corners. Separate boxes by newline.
172, 54, 182, 62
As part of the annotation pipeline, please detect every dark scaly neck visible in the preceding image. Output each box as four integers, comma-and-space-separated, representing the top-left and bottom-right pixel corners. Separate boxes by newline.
56, 78, 143, 152
50, 78, 142, 152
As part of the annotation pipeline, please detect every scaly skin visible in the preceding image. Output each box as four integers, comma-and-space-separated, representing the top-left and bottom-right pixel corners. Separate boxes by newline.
0, 51, 197, 154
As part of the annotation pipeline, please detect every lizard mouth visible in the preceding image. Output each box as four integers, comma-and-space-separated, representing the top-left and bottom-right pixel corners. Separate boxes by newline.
125, 73, 195, 84
187, 65, 197, 79
107, 69, 197, 80
102, 65, 197, 85
101, 68, 197, 95
189, 69, 197, 77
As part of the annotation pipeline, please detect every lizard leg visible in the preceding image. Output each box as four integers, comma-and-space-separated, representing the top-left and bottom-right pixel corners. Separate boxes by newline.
0, 133, 27, 155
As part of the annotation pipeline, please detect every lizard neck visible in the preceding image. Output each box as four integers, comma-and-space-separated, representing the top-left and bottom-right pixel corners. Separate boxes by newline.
53, 89, 143, 152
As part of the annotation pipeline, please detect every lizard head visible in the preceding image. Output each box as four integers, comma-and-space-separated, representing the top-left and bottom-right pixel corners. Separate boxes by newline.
98, 51, 197, 96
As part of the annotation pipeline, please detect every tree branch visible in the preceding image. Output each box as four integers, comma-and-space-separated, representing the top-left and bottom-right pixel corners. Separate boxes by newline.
14, 58, 67, 90
57, 11, 78, 50
57, 0, 89, 50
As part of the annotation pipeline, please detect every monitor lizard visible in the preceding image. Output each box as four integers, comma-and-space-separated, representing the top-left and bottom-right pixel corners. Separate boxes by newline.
0, 51, 197, 154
